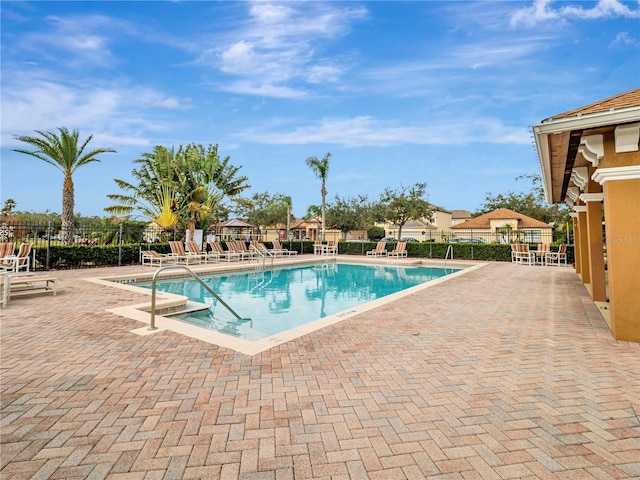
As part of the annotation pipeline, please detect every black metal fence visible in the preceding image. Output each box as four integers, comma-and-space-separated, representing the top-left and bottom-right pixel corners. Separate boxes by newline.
0, 220, 573, 271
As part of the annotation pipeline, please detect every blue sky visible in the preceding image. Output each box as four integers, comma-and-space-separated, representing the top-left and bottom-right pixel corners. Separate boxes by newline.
1, 1, 639, 218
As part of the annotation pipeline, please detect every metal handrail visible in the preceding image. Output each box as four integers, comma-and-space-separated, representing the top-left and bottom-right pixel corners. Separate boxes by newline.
444, 245, 453, 269
251, 245, 274, 270
149, 265, 245, 330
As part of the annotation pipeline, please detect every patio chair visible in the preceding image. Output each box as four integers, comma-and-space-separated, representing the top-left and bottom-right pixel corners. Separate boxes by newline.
0, 242, 15, 260
0, 243, 31, 272
324, 241, 337, 255
141, 250, 175, 266
513, 243, 535, 265
232, 241, 259, 260
250, 241, 274, 257
546, 244, 567, 266
535, 243, 550, 265
168, 240, 199, 265
185, 241, 214, 263
313, 241, 324, 255
388, 241, 407, 258
272, 239, 298, 256
366, 241, 388, 257
208, 241, 241, 262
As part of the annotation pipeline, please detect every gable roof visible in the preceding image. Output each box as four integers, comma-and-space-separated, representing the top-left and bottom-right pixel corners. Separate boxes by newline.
451, 208, 550, 229
548, 88, 640, 121
450, 209, 472, 220
220, 219, 255, 228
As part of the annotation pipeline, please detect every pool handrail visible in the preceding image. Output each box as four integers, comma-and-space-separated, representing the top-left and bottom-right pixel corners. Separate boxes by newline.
149, 265, 245, 330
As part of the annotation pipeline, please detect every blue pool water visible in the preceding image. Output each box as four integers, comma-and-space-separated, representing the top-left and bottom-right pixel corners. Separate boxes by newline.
135, 263, 458, 341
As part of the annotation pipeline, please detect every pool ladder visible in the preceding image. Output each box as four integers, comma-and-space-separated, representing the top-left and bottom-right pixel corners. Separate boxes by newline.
148, 265, 247, 330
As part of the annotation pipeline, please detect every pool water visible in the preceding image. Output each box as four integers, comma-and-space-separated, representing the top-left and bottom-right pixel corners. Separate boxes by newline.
135, 263, 458, 341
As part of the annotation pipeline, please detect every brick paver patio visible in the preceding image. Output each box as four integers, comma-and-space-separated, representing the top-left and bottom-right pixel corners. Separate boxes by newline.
1, 260, 639, 479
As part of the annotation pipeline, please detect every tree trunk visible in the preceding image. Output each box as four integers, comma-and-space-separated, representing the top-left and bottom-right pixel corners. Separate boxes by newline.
62, 174, 75, 245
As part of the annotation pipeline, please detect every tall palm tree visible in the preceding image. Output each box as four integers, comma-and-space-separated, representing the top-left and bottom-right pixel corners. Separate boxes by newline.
13, 127, 115, 244
305, 152, 331, 241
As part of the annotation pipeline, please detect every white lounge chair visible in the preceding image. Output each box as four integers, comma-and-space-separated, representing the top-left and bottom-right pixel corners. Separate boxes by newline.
366, 241, 388, 257
388, 241, 407, 258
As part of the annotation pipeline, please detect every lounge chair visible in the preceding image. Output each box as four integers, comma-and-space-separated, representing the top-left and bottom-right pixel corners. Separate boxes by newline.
366, 241, 388, 257
272, 239, 298, 256
231, 241, 258, 260
546, 244, 567, 266
208, 241, 241, 262
141, 250, 175, 266
388, 241, 407, 258
0, 243, 31, 272
250, 241, 274, 257
168, 241, 200, 264
185, 241, 215, 263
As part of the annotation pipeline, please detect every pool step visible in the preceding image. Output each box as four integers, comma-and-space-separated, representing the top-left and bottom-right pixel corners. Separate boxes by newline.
157, 301, 210, 317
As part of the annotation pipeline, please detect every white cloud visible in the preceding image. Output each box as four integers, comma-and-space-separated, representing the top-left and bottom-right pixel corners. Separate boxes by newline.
610, 31, 637, 47
203, 2, 366, 97
235, 116, 531, 147
1, 69, 191, 148
511, 0, 640, 27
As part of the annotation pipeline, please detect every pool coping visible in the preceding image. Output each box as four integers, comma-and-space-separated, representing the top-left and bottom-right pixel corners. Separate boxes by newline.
87, 255, 486, 355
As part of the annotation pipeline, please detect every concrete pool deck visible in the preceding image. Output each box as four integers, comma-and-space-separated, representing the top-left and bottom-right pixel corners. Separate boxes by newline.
1, 257, 639, 479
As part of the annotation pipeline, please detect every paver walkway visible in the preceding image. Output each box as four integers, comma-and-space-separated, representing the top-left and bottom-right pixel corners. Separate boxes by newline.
1, 260, 639, 479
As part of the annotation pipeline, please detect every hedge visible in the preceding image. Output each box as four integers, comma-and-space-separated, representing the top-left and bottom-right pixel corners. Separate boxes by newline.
30, 241, 574, 270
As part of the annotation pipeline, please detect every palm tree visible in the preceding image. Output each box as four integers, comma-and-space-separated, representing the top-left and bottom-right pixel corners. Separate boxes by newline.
13, 127, 115, 244
106, 144, 250, 236
305, 152, 331, 241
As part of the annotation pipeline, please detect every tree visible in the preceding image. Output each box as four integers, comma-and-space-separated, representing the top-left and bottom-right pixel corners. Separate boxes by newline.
13, 127, 115, 244
106, 144, 250, 235
478, 174, 571, 229
378, 183, 432, 240
1, 199, 17, 216
305, 152, 331, 241
240, 192, 292, 231
326, 194, 374, 239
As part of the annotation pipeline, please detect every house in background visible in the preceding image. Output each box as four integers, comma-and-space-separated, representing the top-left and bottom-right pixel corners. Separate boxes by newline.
532, 87, 640, 343
451, 210, 472, 226
450, 208, 553, 244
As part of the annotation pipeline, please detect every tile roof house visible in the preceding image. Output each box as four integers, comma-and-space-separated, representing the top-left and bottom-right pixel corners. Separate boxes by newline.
451, 208, 553, 243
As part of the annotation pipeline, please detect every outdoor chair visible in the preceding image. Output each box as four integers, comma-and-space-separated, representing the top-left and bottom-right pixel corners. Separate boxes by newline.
185, 241, 213, 263
208, 241, 241, 262
367, 241, 388, 257
535, 243, 550, 265
168, 241, 200, 265
250, 241, 274, 257
513, 244, 535, 266
0, 242, 31, 272
141, 250, 175, 266
0, 242, 15, 260
272, 239, 297, 256
546, 244, 567, 266
388, 241, 407, 258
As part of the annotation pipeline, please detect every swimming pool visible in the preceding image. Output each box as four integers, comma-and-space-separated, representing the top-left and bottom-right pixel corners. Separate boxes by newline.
134, 263, 459, 341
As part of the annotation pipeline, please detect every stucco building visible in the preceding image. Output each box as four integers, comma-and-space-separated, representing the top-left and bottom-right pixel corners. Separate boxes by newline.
532, 88, 640, 342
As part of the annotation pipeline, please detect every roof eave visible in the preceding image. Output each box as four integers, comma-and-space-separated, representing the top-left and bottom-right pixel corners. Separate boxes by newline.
532, 105, 640, 205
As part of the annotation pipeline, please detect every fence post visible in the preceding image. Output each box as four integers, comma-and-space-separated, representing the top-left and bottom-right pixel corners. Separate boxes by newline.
118, 223, 123, 266
46, 221, 52, 270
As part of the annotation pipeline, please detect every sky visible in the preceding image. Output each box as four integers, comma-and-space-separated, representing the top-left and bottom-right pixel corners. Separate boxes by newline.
1, 0, 639, 219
